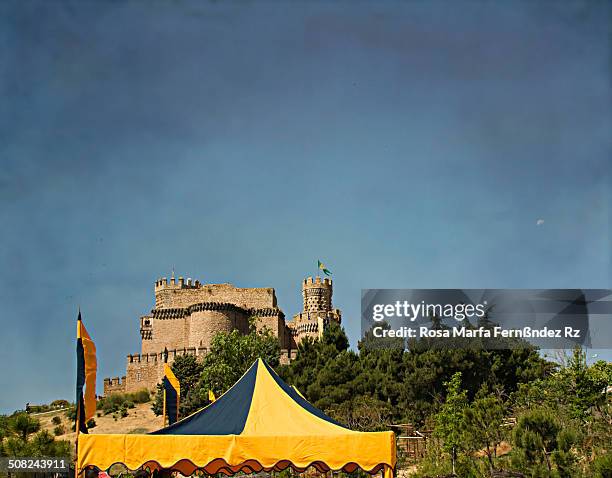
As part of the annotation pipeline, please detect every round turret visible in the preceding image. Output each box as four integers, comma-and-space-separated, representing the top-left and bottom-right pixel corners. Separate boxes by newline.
302, 276, 333, 312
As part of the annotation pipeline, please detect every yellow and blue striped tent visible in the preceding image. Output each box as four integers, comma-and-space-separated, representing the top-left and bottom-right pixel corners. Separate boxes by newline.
78, 359, 395, 478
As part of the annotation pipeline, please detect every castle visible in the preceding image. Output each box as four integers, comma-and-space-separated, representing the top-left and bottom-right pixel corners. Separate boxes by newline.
103, 274, 342, 395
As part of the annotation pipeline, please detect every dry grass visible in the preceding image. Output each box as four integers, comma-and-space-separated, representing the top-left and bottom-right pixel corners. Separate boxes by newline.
474, 441, 513, 458
39, 403, 163, 444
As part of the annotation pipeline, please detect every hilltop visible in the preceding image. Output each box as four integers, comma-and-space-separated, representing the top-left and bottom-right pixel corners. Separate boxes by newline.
35, 403, 163, 444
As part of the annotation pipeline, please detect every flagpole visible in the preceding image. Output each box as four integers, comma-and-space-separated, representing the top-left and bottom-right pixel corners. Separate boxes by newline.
74, 307, 97, 478
75, 400, 80, 478
162, 389, 167, 427
75, 314, 80, 478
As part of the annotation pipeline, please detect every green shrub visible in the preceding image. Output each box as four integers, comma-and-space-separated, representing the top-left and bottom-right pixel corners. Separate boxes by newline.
51, 415, 62, 425
86, 418, 96, 429
98, 391, 147, 415
65, 406, 76, 420
99, 393, 127, 415
50, 400, 70, 409
26, 404, 50, 414
53, 425, 65, 436
130, 389, 151, 404
592, 452, 612, 478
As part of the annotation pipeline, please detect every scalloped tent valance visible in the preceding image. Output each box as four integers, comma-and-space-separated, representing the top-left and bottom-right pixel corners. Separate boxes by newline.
77, 359, 396, 477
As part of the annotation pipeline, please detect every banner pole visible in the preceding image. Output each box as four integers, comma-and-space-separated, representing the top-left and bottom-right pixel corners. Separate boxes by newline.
75, 318, 80, 478
163, 389, 167, 427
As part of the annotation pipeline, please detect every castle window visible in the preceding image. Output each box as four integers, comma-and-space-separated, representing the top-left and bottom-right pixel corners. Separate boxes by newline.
136, 372, 142, 382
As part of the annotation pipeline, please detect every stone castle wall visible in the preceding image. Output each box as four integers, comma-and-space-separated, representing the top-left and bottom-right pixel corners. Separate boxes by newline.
122, 346, 297, 394
140, 303, 288, 355
103, 376, 127, 395
124, 348, 201, 394
154, 278, 276, 310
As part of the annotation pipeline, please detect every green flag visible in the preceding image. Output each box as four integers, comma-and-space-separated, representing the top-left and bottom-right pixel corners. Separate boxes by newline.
318, 260, 332, 276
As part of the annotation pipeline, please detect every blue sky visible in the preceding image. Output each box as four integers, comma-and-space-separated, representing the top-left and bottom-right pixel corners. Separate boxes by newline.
0, 0, 610, 413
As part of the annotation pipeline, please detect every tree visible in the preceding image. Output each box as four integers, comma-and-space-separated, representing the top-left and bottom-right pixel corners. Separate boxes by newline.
152, 354, 205, 417
152, 319, 280, 419
512, 408, 562, 475
1, 413, 69, 458
516, 347, 612, 422
197, 319, 280, 400
28, 430, 71, 457
399, 344, 550, 426
8, 413, 40, 441
556, 348, 612, 420
551, 427, 581, 478
463, 388, 507, 473
434, 372, 468, 475
358, 321, 404, 352
0, 415, 8, 442
326, 395, 392, 432
279, 320, 350, 400
306, 350, 359, 411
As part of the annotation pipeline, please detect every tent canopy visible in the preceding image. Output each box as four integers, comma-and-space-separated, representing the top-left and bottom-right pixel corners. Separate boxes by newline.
78, 359, 396, 477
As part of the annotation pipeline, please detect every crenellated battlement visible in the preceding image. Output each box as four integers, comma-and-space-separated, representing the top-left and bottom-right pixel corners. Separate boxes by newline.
155, 276, 202, 291
302, 276, 333, 313
153, 275, 278, 310
292, 309, 341, 322
103, 376, 126, 386
303, 276, 332, 287
127, 346, 208, 364
103, 376, 127, 395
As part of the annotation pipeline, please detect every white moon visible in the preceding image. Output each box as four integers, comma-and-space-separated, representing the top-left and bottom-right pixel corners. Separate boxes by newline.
536, 219, 544, 226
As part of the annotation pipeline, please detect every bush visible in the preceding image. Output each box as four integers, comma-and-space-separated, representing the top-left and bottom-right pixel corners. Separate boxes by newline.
9, 413, 41, 439
53, 425, 65, 436
51, 416, 62, 425
97, 391, 148, 416
50, 400, 70, 409
120, 407, 128, 418
86, 418, 96, 429
131, 389, 151, 404
98, 393, 127, 415
592, 452, 612, 478
26, 404, 50, 414
65, 406, 76, 421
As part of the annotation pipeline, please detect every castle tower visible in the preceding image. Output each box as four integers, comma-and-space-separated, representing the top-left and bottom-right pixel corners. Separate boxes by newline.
289, 276, 342, 345
303, 276, 332, 312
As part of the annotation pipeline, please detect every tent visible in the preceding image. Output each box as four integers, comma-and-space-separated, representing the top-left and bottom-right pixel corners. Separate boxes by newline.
78, 359, 396, 477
